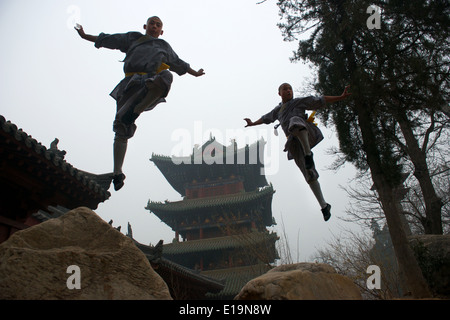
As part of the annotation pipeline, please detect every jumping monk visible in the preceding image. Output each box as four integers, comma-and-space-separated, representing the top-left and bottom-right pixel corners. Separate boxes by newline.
244, 83, 351, 221
75, 16, 205, 191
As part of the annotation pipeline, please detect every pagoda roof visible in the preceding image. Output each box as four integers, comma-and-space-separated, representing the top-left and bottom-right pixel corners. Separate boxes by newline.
150, 137, 268, 196
0, 115, 111, 221
147, 185, 275, 228
202, 264, 272, 299
147, 184, 274, 213
163, 231, 279, 255
32, 205, 70, 223
132, 238, 225, 297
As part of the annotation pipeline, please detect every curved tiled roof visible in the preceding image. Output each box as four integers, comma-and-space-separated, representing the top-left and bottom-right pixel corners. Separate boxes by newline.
132, 238, 225, 294
202, 264, 272, 299
147, 185, 275, 230
163, 231, 279, 255
146, 184, 274, 213
150, 138, 268, 196
0, 115, 111, 211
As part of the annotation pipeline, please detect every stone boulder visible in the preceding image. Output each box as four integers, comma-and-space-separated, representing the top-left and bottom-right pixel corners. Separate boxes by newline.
235, 262, 362, 300
409, 234, 450, 297
0, 207, 172, 300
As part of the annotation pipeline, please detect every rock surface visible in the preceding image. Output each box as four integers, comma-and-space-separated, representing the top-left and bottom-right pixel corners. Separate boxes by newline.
410, 234, 450, 297
235, 262, 362, 300
0, 207, 172, 300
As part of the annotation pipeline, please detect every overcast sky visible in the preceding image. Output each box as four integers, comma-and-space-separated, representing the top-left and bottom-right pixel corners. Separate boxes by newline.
0, 0, 364, 261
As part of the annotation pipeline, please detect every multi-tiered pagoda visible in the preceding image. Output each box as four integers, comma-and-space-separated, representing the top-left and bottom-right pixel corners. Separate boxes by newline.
146, 136, 279, 299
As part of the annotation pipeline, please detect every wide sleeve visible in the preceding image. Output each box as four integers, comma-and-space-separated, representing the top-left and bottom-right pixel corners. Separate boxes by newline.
94, 32, 142, 53
261, 105, 281, 124
164, 43, 190, 76
292, 96, 326, 110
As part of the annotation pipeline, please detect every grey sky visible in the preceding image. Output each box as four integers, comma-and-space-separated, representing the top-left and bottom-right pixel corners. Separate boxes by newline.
0, 0, 362, 261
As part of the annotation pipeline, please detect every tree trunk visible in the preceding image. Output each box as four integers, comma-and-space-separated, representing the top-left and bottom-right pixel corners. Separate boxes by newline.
356, 102, 432, 298
395, 113, 443, 234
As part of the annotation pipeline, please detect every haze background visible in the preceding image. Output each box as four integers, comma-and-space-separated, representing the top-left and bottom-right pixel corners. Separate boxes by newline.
0, 0, 363, 261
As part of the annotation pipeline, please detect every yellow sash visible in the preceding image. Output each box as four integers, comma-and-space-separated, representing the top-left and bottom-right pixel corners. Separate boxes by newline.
125, 63, 170, 77
307, 111, 318, 126
156, 62, 170, 73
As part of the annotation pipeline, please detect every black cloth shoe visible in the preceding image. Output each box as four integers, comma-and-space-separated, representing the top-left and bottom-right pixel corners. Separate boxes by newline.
113, 173, 126, 191
321, 203, 331, 221
305, 152, 315, 170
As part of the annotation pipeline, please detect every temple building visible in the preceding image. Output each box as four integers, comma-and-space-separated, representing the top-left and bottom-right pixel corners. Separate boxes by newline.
0, 114, 224, 299
146, 136, 279, 299
0, 115, 112, 243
